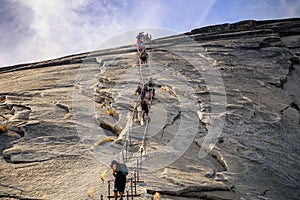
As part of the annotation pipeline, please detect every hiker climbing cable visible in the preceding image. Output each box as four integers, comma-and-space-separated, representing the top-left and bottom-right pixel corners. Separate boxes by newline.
140, 50, 148, 64
136, 32, 144, 40
141, 84, 148, 100
110, 160, 128, 200
135, 84, 142, 95
101, 31, 154, 199
148, 77, 154, 87
135, 99, 150, 125
138, 41, 145, 52
147, 77, 155, 100
136, 32, 149, 53
144, 33, 152, 42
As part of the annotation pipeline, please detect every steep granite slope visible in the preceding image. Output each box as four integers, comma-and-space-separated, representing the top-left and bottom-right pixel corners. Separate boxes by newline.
0, 18, 299, 200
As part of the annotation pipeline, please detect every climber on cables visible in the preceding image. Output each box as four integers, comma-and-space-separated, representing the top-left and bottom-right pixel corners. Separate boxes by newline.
110, 160, 128, 200
144, 33, 152, 43
135, 84, 148, 98
147, 77, 155, 100
140, 49, 148, 64
135, 84, 142, 95
138, 41, 145, 52
141, 84, 148, 100
135, 98, 150, 125
136, 32, 144, 40
136, 32, 146, 53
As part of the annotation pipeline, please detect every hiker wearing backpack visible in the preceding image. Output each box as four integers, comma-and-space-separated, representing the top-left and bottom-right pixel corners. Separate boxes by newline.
135, 84, 142, 95
147, 77, 155, 100
135, 99, 149, 123
137, 40, 145, 52
140, 50, 148, 64
139, 84, 148, 100
111, 160, 128, 200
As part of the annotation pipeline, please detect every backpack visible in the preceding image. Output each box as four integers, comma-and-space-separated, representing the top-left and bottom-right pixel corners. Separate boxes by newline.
117, 163, 128, 176
144, 85, 149, 92
148, 80, 154, 87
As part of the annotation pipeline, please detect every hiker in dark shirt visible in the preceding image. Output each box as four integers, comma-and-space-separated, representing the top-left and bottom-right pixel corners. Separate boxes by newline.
135, 99, 149, 121
147, 78, 155, 100
140, 50, 148, 64
111, 160, 128, 200
135, 84, 142, 95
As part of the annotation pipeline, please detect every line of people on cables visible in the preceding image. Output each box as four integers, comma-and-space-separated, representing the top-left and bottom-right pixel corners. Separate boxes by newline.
136, 32, 151, 64
134, 32, 154, 126
108, 33, 153, 200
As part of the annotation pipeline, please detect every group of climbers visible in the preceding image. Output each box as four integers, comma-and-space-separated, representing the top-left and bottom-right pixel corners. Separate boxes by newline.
109, 33, 154, 200
134, 32, 154, 124
136, 32, 150, 64
134, 78, 155, 123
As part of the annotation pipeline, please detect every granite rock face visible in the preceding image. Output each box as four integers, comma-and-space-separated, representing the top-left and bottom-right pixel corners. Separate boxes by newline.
0, 18, 300, 200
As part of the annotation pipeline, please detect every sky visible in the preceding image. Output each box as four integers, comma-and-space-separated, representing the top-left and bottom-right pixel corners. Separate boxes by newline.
0, 0, 299, 67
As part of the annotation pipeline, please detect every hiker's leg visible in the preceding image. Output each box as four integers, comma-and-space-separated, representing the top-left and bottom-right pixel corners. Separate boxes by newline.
114, 191, 118, 200
114, 178, 118, 200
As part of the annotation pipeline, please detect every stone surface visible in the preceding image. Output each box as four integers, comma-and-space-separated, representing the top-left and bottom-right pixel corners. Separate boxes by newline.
0, 18, 300, 200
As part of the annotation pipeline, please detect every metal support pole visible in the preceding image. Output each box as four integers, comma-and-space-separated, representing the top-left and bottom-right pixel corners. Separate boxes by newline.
140, 149, 143, 169
134, 168, 136, 185
125, 140, 128, 162
122, 148, 124, 163
127, 190, 129, 200
137, 169, 140, 182
130, 177, 133, 200
137, 160, 140, 182
134, 169, 137, 195
129, 135, 131, 147
108, 181, 111, 200
144, 137, 147, 155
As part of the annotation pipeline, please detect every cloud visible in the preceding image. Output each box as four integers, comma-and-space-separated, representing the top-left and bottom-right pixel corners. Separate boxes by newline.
3, 0, 299, 67
0, 0, 34, 64
279, 0, 300, 18
0, 0, 217, 67
0, 0, 129, 66
203, 0, 300, 26
244, 0, 300, 20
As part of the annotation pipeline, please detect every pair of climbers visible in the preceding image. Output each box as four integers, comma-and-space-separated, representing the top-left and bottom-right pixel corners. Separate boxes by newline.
135, 78, 155, 100
134, 78, 155, 124
137, 32, 145, 52
136, 32, 150, 63
136, 32, 151, 43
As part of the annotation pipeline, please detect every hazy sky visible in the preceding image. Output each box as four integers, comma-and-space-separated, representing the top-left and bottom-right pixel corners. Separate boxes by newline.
0, 0, 299, 67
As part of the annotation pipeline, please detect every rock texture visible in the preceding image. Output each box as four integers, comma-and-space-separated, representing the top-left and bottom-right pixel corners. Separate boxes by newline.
0, 18, 300, 200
